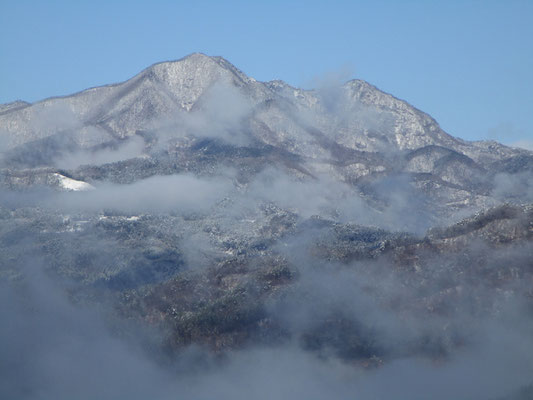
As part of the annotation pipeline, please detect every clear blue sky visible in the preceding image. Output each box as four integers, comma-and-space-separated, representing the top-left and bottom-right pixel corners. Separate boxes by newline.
1, 0, 532, 145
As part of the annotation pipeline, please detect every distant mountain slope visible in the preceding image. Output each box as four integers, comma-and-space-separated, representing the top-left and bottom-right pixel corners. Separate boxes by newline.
1, 53, 531, 220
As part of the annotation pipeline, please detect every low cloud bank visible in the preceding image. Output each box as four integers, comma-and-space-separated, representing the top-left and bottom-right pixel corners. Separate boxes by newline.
47, 173, 233, 214
54, 136, 146, 169
2, 252, 533, 400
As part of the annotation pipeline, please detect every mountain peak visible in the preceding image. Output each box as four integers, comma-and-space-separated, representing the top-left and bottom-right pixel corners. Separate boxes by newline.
145, 53, 252, 89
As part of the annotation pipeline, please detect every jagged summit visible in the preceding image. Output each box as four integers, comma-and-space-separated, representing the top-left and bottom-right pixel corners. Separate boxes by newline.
144, 52, 254, 88
148, 52, 236, 71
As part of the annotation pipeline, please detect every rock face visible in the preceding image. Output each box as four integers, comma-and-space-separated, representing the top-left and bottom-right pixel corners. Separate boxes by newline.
1, 53, 533, 398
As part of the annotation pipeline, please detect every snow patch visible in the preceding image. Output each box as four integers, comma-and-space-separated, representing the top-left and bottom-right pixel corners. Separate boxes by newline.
54, 173, 95, 192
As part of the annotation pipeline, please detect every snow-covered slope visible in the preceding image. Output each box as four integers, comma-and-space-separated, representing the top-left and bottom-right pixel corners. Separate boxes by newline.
1, 53, 531, 218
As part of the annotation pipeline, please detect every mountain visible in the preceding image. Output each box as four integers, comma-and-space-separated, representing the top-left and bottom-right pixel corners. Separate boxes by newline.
2, 53, 532, 219
1, 53, 532, 399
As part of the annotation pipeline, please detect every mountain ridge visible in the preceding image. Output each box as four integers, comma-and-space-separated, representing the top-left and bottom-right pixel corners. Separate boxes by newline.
0, 53, 527, 162
1, 54, 532, 224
